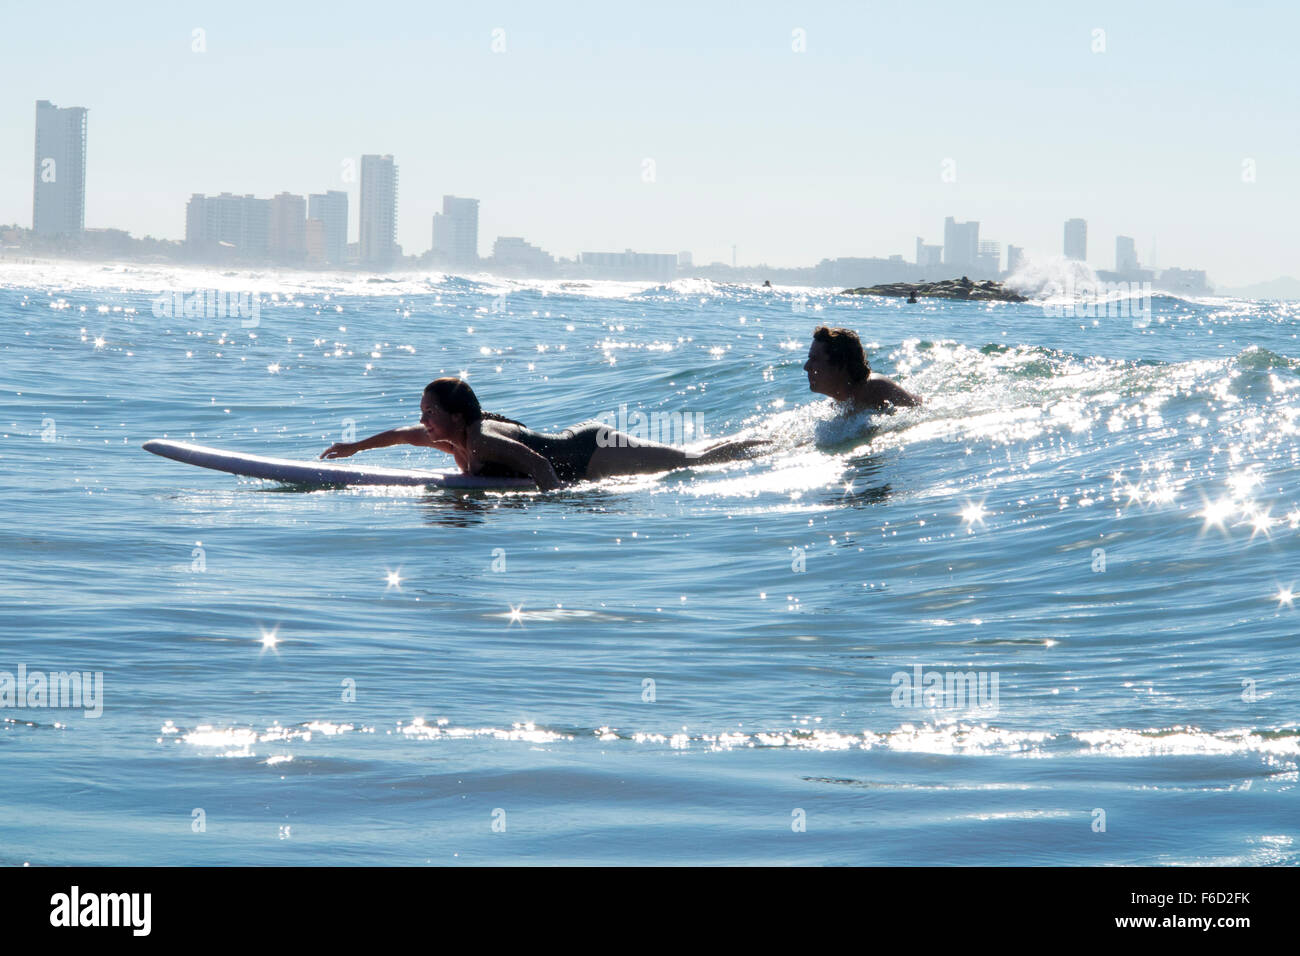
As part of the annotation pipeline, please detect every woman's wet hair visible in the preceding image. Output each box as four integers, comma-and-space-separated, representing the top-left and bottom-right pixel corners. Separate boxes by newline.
423, 377, 524, 427
812, 326, 870, 382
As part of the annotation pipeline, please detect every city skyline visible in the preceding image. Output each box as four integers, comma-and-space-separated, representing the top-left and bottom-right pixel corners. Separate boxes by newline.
2, 2, 1296, 285
7, 97, 1217, 290
1, 108, 1267, 287
5, 98, 1217, 293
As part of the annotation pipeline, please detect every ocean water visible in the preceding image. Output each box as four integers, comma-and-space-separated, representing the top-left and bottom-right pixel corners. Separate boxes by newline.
1, 261, 1297, 865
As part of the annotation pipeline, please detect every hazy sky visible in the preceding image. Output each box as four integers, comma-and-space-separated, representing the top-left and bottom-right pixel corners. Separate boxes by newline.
2, 0, 1295, 285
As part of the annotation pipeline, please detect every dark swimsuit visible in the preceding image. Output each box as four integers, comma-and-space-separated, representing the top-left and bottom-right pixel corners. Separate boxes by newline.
473, 422, 606, 483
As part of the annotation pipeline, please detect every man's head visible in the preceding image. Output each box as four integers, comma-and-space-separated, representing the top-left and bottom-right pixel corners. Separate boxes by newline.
803, 326, 870, 399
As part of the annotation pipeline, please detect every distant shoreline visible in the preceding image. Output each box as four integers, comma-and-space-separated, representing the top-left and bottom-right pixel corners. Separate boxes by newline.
3, 254, 1295, 300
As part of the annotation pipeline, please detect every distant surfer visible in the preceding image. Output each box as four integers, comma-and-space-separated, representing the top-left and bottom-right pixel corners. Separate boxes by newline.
320, 378, 767, 490
803, 326, 921, 412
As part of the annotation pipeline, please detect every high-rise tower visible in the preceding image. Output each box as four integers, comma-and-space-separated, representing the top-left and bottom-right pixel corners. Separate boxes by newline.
359, 155, 398, 268
33, 100, 88, 237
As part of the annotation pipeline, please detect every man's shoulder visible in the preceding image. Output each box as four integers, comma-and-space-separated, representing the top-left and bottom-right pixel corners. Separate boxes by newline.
862, 375, 919, 406
862, 374, 900, 395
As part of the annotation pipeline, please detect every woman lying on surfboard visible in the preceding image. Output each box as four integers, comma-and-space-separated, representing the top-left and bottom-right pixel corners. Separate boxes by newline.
319, 377, 767, 491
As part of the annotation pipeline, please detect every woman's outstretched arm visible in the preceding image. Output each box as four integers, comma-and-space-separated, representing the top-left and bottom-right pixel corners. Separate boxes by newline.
320, 424, 454, 459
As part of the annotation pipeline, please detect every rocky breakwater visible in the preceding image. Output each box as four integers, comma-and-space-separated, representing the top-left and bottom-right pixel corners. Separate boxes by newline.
841, 277, 1027, 303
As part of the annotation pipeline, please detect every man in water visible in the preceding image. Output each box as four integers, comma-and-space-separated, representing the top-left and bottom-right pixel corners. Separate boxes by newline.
803, 325, 921, 412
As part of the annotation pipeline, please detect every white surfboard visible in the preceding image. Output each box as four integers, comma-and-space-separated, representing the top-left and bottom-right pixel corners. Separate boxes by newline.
142, 439, 536, 489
